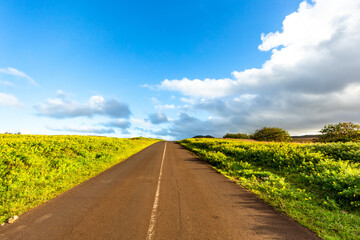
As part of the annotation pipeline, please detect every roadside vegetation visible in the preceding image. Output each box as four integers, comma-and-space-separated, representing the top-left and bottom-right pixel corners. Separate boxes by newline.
179, 138, 360, 240
0, 134, 160, 224
224, 122, 360, 143
224, 127, 292, 142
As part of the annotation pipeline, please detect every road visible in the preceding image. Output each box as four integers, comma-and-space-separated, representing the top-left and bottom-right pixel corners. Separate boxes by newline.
0, 141, 319, 240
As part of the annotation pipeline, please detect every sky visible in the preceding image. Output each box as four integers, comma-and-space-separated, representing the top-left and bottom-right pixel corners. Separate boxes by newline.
1, 0, 360, 140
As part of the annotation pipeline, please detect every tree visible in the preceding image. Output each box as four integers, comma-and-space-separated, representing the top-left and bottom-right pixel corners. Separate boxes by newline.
318, 122, 360, 142
251, 127, 292, 142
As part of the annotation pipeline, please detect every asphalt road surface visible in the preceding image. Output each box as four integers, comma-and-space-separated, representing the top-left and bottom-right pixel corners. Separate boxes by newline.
0, 141, 320, 240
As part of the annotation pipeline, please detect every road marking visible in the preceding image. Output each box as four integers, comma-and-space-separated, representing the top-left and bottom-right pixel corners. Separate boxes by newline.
146, 142, 167, 240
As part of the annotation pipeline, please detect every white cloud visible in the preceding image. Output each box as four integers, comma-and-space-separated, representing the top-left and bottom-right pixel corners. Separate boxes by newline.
48, 124, 115, 134
160, 78, 238, 98
155, 0, 360, 138
151, 113, 232, 139
147, 112, 168, 124
104, 118, 131, 129
55, 89, 69, 99
160, 0, 360, 97
36, 94, 131, 119
180, 97, 195, 104
233, 94, 257, 103
131, 118, 154, 129
0, 67, 38, 86
130, 117, 167, 137
0, 92, 24, 108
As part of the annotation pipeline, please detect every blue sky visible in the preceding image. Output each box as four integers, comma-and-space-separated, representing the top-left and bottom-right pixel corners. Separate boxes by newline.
1, 0, 360, 140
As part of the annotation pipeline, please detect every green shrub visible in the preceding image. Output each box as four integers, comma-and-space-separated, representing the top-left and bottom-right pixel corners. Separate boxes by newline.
318, 122, 360, 142
223, 133, 250, 139
310, 142, 360, 163
251, 127, 292, 142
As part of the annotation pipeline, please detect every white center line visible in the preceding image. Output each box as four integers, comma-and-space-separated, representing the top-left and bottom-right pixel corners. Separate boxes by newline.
146, 142, 167, 240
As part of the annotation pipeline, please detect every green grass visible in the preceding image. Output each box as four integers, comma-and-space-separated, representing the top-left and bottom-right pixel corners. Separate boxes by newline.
179, 138, 360, 240
0, 134, 160, 224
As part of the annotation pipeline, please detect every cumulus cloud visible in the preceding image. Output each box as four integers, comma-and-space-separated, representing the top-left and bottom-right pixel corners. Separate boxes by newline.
104, 119, 131, 129
36, 95, 131, 119
0, 67, 38, 86
160, 78, 238, 98
151, 113, 233, 139
48, 125, 115, 134
0, 92, 24, 108
154, 0, 360, 138
56, 90, 69, 99
147, 112, 168, 124
103, 119, 131, 134
161, 0, 360, 97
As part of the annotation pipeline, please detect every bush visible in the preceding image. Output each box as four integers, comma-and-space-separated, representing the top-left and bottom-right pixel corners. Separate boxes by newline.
318, 122, 360, 142
179, 138, 360, 239
193, 135, 214, 138
251, 127, 292, 142
223, 133, 250, 139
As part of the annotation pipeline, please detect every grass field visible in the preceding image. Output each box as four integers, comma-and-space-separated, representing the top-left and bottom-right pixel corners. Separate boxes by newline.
0, 134, 160, 224
179, 138, 360, 240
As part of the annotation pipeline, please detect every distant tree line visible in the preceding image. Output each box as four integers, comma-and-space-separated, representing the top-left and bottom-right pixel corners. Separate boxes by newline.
193, 135, 214, 138
223, 122, 360, 143
223, 133, 250, 139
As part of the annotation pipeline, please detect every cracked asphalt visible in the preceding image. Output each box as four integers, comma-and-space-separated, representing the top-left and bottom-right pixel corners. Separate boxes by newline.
0, 141, 319, 239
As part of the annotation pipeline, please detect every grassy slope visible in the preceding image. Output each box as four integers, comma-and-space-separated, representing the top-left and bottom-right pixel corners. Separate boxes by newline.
179, 138, 360, 240
0, 134, 160, 223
